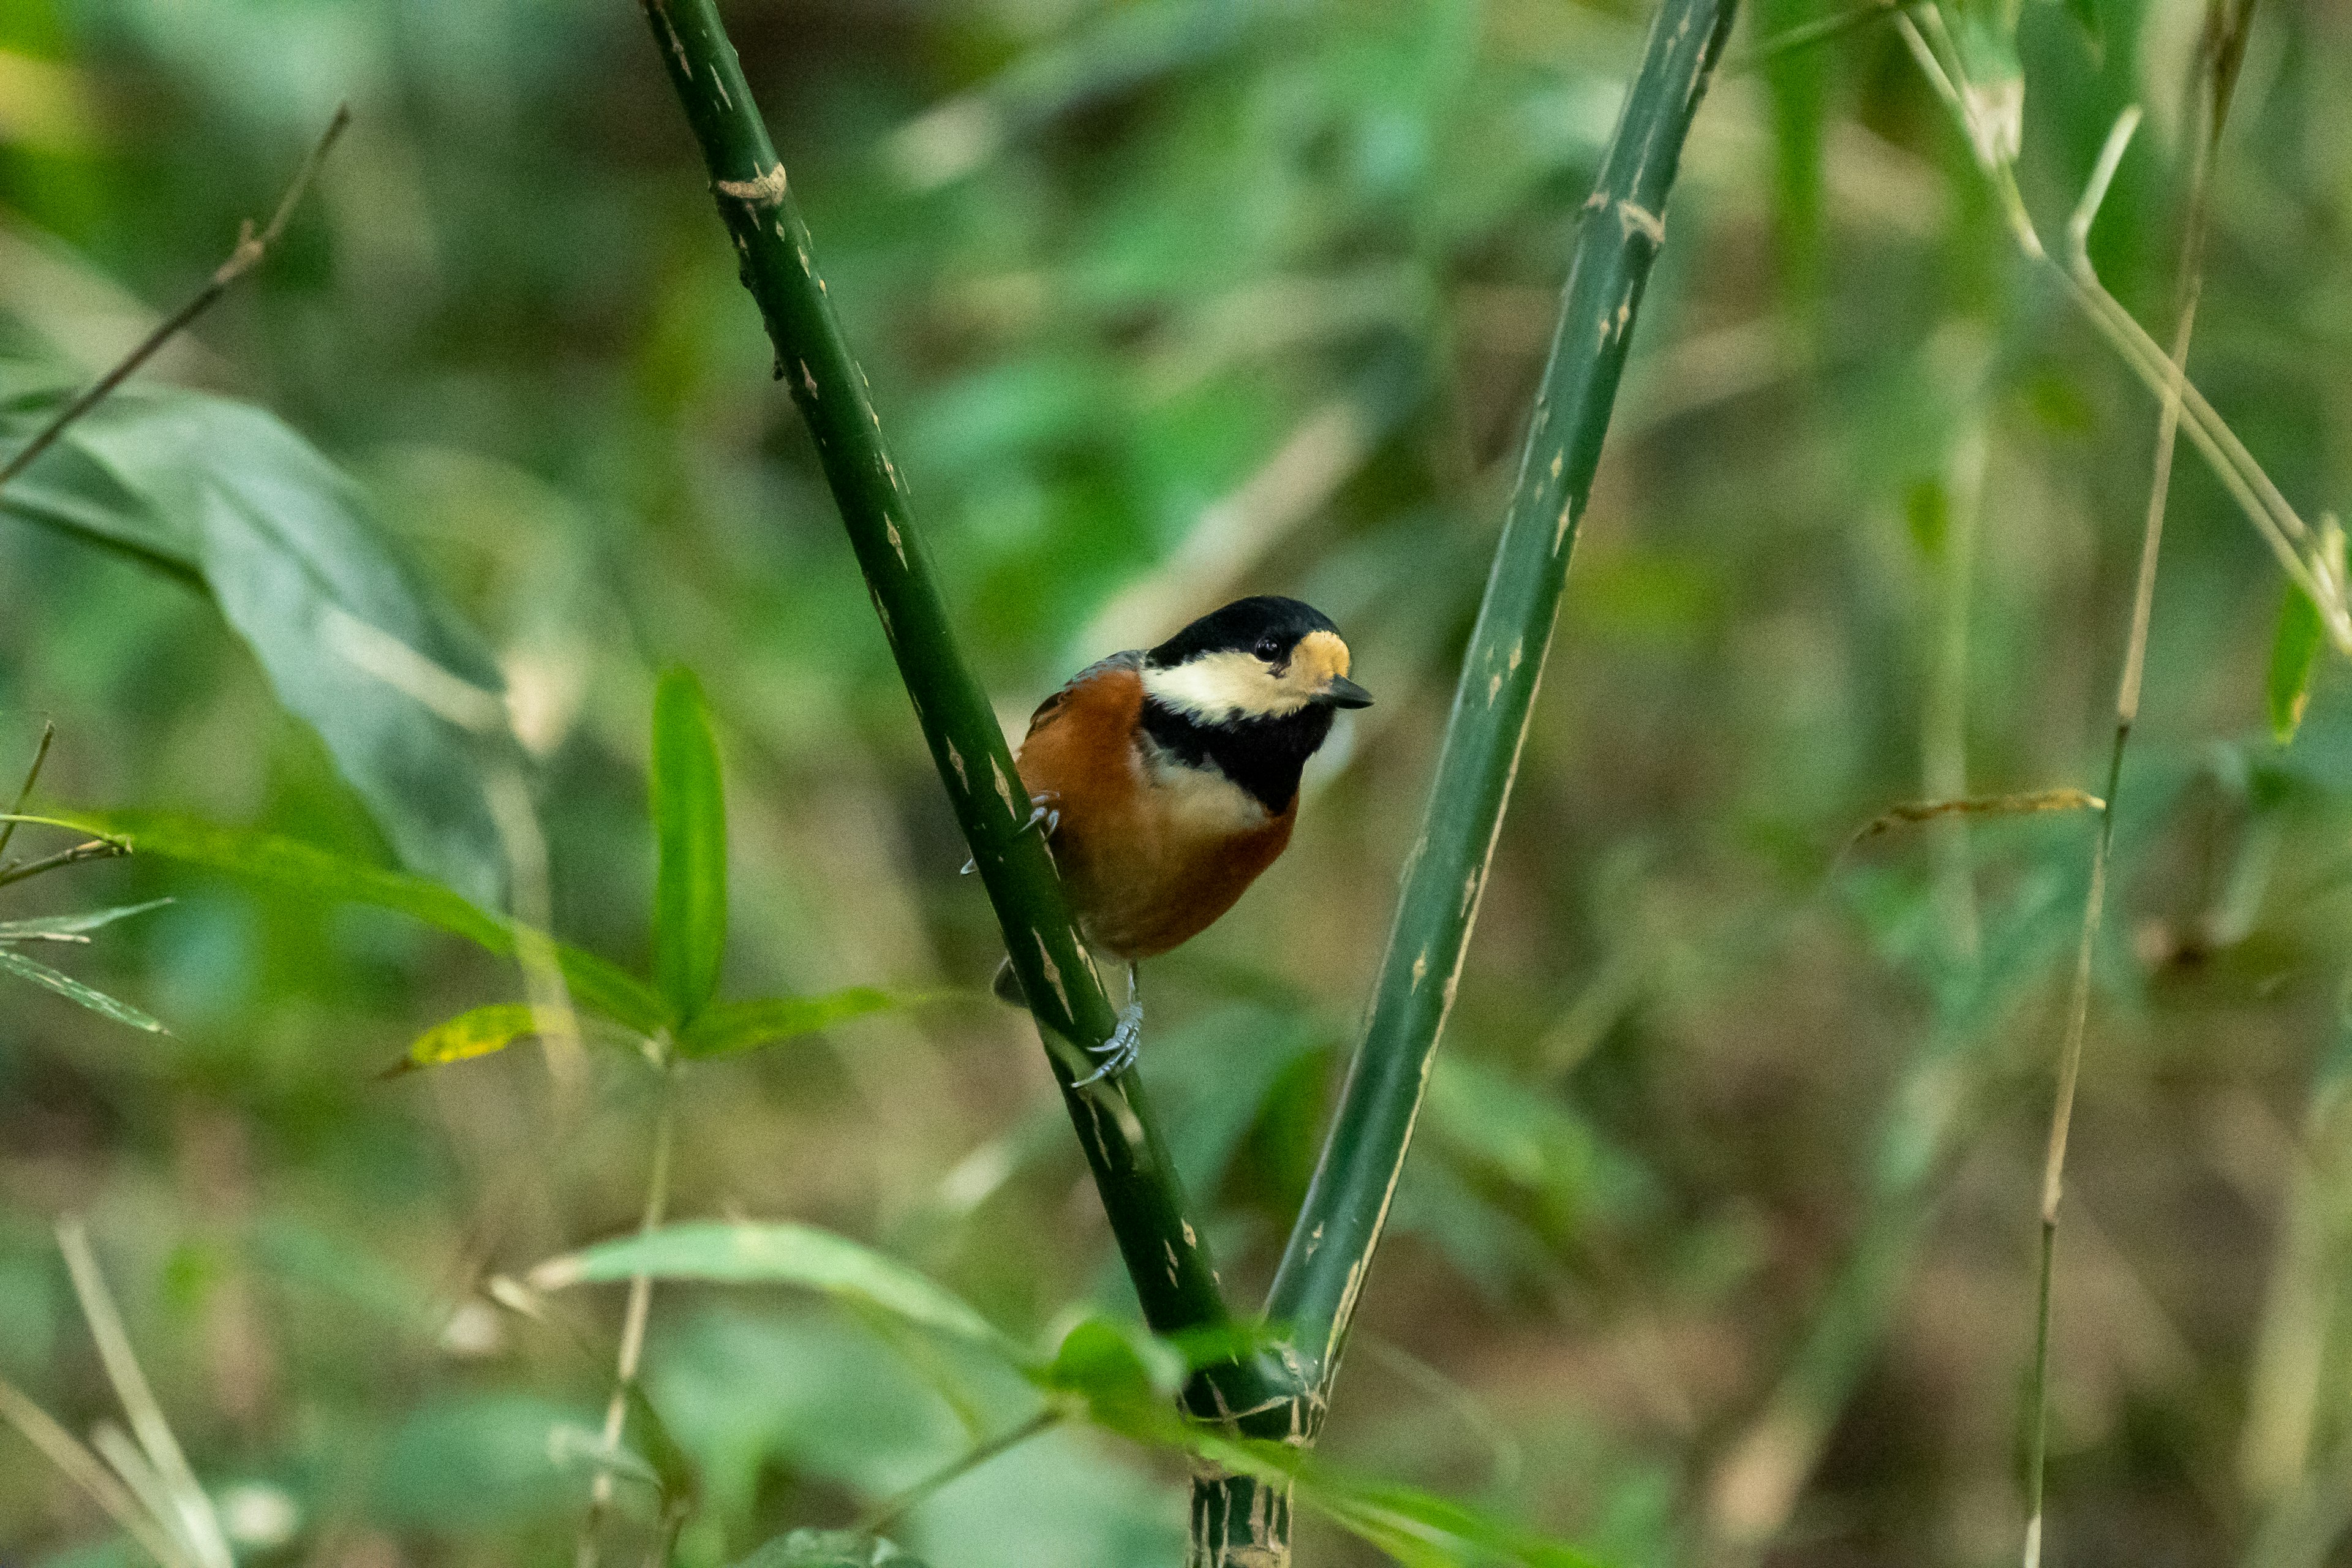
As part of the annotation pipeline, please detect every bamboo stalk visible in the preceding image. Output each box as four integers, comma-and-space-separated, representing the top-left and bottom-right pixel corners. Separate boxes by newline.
632, 0, 1285, 1420
1264, 0, 1738, 1400
1194, 0, 1737, 1557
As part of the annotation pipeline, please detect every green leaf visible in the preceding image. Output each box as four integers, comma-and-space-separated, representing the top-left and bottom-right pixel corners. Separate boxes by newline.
42, 809, 667, 1035
2269, 582, 2324, 745
652, 666, 727, 1024
3, 381, 524, 908
625, 1383, 701, 1513
733, 1529, 929, 1568
0, 948, 167, 1034
1034, 1316, 1185, 1423
400, 1004, 541, 1071
676, 987, 913, 1059
0, 897, 173, 941
530, 1222, 1021, 1362
2058, 0, 2103, 55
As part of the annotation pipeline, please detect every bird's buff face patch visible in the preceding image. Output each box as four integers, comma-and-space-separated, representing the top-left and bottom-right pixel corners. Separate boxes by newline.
1144, 630, 1354, 723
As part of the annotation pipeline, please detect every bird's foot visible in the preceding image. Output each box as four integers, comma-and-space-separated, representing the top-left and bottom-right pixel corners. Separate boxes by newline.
1070, 999, 1142, 1088
966, 794, 1060, 875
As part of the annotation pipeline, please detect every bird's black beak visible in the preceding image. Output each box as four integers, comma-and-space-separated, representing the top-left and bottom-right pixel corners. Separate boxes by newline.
1317, 676, 1374, 710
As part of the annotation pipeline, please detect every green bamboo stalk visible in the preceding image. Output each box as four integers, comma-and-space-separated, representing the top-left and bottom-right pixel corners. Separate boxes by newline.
1264, 0, 1738, 1398
1193, 1, 1737, 1557
633, 0, 1287, 1419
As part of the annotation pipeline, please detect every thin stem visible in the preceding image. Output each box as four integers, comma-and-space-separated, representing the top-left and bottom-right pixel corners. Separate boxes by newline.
1264, 0, 1740, 1405
578, 1057, 678, 1568
860, 1408, 1066, 1534
0, 722, 55, 865
0, 836, 127, 889
57, 1221, 233, 1568
2021, 31, 2236, 1562
633, 0, 1282, 1421
0, 107, 349, 493
0, 1376, 195, 1568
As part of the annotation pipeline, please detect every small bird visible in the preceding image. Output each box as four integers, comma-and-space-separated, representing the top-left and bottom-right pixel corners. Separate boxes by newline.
996, 595, 1371, 1084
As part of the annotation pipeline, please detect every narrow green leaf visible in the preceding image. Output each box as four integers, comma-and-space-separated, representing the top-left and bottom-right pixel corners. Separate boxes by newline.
675, 987, 913, 1059
42, 809, 667, 1035
2269, 582, 2324, 745
652, 666, 727, 1024
624, 1383, 700, 1512
529, 1221, 1020, 1362
400, 1004, 541, 1072
0, 948, 167, 1034
734, 1529, 929, 1568
0, 897, 173, 941
1034, 1316, 1185, 1423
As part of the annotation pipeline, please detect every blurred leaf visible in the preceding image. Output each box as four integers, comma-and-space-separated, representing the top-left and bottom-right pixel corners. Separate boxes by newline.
1904, 478, 1948, 559
627, 1382, 701, 1514
1033, 1316, 1184, 1424
531, 1223, 1023, 1362
1278, 1457, 1605, 1568
2, 382, 524, 907
374, 1392, 592, 1529
399, 1003, 540, 1071
46, 809, 667, 1034
0, 947, 166, 1033
2269, 582, 2323, 745
2059, 0, 2103, 55
0, 897, 172, 941
736, 1529, 928, 1568
652, 666, 726, 1024
676, 988, 915, 1059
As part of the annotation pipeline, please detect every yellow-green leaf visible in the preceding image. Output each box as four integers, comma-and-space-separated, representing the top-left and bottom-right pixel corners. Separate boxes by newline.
400, 1004, 540, 1071
2269, 582, 2324, 745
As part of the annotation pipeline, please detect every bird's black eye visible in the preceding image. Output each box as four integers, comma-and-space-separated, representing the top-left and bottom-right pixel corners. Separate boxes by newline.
1253, 635, 1285, 662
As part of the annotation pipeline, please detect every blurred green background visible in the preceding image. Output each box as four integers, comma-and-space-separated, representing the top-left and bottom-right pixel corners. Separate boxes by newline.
5, 0, 2352, 1562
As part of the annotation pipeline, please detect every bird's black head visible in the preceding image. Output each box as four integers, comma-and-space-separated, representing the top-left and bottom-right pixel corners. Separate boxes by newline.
1140, 596, 1373, 722
1136, 596, 1370, 814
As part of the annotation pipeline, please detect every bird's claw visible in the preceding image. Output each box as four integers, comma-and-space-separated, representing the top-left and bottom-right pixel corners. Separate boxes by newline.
1069, 1000, 1142, 1088
965, 796, 1060, 875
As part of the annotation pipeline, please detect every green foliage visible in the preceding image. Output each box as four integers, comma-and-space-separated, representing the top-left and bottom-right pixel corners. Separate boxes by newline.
652, 666, 728, 1025
1, 379, 522, 907
9, 0, 2352, 1559
0, 944, 165, 1033
676, 989, 915, 1060
734, 1529, 930, 1568
2269, 582, 2324, 745
399, 1002, 541, 1069
532, 1223, 1021, 1362
46, 808, 668, 1033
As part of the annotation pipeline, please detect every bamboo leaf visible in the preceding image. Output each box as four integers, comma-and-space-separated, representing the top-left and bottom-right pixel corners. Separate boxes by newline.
652, 666, 727, 1024
40, 809, 666, 1035
398, 1004, 541, 1072
674, 987, 915, 1060
0, 948, 167, 1034
1034, 1316, 1186, 1423
734, 1530, 929, 1568
4, 382, 524, 908
2268, 581, 2324, 745
529, 1221, 1022, 1362
0, 897, 173, 941
625, 1383, 700, 1513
